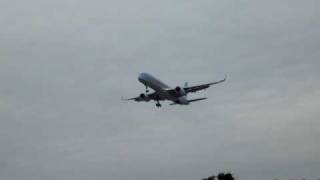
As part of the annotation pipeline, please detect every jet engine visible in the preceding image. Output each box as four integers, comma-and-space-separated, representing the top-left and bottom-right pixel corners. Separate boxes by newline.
175, 86, 186, 96
139, 93, 150, 102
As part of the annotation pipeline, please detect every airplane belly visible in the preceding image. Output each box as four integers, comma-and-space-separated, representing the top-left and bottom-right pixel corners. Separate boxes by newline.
178, 96, 189, 105
138, 73, 184, 103
138, 73, 170, 91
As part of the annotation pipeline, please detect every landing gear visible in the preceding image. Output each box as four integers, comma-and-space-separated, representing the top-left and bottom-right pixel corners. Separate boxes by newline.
155, 96, 161, 108
144, 84, 149, 93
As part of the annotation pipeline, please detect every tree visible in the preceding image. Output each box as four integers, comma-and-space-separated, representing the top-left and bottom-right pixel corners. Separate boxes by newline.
202, 175, 215, 180
217, 173, 234, 180
203, 172, 234, 180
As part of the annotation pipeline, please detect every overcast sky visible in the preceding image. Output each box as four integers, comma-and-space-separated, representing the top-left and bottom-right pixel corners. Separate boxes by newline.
1, 0, 320, 180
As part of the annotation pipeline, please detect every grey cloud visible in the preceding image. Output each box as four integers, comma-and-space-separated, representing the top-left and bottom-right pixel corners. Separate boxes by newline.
0, 0, 319, 180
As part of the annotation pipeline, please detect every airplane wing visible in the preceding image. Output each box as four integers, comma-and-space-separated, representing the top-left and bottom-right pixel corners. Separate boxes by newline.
122, 92, 163, 102
184, 76, 226, 93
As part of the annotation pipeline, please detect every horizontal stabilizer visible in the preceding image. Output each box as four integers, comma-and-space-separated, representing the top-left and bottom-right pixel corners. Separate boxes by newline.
188, 97, 207, 103
170, 97, 207, 105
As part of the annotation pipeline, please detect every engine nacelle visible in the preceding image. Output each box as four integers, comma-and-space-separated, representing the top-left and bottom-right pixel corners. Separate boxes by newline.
175, 86, 186, 96
140, 93, 150, 102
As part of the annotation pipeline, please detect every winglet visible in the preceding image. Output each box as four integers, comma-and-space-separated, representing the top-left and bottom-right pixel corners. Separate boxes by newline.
223, 74, 227, 81
210, 75, 227, 85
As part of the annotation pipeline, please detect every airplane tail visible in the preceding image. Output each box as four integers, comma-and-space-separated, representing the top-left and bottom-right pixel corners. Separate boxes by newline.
184, 82, 188, 98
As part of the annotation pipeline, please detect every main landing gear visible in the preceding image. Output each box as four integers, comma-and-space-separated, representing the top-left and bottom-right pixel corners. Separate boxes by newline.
155, 96, 161, 108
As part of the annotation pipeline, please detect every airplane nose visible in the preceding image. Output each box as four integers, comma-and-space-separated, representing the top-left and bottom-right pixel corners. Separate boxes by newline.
138, 73, 148, 80
138, 73, 147, 82
138, 73, 144, 81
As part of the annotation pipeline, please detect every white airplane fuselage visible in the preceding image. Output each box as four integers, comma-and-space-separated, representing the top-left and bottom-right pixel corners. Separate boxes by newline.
138, 73, 189, 105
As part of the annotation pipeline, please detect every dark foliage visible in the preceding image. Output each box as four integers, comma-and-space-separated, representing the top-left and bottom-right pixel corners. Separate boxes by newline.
202, 175, 215, 180
203, 172, 234, 180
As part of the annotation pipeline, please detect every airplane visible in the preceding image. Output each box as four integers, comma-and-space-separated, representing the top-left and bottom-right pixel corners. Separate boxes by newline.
123, 73, 226, 107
